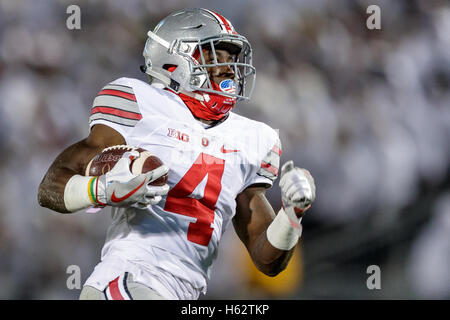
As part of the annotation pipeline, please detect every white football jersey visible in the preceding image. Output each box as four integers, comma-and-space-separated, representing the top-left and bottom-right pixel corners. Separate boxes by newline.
84, 77, 282, 299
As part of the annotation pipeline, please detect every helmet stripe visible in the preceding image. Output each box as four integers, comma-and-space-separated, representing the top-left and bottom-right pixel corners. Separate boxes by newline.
204, 9, 233, 34
212, 11, 232, 33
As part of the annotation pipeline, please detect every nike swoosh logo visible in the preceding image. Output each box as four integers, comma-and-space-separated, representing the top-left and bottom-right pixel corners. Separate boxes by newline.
110, 179, 146, 203
221, 145, 240, 153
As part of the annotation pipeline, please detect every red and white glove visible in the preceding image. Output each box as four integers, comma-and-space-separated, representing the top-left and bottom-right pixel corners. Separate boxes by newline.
267, 160, 316, 250
95, 150, 170, 209
64, 151, 169, 212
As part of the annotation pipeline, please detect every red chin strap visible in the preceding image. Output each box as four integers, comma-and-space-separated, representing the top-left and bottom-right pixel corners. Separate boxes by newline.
177, 81, 236, 121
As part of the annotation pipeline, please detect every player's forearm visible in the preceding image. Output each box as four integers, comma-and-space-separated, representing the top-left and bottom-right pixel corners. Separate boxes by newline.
38, 139, 99, 213
235, 186, 299, 276
251, 230, 296, 276
38, 166, 79, 213
253, 162, 316, 276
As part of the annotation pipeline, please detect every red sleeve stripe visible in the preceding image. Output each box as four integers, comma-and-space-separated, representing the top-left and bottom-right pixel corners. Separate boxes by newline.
98, 89, 136, 102
261, 161, 279, 176
108, 277, 125, 300
271, 145, 282, 156
91, 106, 142, 120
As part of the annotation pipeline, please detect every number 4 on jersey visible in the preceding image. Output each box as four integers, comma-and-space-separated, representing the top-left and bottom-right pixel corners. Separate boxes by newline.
164, 153, 225, 246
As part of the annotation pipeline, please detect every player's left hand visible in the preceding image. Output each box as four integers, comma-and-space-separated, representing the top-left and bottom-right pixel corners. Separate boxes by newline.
279, 160, 316, 219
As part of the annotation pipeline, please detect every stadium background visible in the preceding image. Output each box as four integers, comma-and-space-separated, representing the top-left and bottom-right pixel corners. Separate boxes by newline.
0, 0, 449, 299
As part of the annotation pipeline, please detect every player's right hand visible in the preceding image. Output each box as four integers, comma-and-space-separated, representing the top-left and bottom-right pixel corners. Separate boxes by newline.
96, 151, 170, 208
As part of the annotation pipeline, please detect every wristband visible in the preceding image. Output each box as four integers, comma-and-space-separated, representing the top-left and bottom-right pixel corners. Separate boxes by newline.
63, 175, 98, 212
266, 207, 302, 250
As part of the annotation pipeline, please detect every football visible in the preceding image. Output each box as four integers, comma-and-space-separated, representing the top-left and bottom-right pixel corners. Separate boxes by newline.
85, 145, 168, 186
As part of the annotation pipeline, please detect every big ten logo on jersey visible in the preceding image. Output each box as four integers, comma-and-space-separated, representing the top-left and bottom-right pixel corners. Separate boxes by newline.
167, 128, 190, 142
167, 127, 212, 150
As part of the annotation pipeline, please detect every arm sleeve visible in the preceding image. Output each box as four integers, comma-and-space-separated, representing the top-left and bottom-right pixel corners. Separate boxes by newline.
88, 78, 142, 139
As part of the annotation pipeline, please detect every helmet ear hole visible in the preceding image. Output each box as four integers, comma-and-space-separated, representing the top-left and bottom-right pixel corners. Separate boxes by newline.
163, 64, 178, 72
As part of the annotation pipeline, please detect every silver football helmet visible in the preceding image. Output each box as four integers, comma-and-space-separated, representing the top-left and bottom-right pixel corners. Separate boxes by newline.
142, 8, 255, 102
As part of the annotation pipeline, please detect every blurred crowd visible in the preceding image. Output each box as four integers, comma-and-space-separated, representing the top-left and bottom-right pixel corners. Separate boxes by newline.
0, 0, 448, 299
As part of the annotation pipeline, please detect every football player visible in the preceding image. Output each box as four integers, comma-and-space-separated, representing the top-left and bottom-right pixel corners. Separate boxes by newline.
38, 8, 316, 300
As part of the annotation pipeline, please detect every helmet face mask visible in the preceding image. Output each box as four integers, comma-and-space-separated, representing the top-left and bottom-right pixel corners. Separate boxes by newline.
188, 35, 255, 100
142, 9, 256, 103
